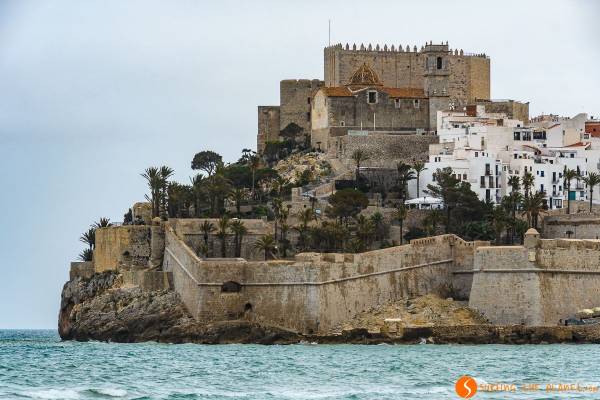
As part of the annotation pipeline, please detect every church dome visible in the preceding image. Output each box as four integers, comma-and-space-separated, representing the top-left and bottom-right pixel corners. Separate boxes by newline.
346, 63, 383, 89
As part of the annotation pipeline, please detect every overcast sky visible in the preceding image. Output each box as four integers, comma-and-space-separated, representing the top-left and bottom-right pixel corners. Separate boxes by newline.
0, 0, 599, 329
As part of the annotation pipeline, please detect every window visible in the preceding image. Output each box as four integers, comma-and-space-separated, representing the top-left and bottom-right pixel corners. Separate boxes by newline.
306, 112, 311, 121
221, 281, 241, 293
514, 132, 521, 141
480, 176, 485, 187
571, 153, 575, 158
475, 152, 479, 157
541, 171, 545, 177
463, 173, 467, 180
340, 121, 345, 127
414, 99, 420, 108
437, 57, 443, 69
394, 98, 401, 109
540, 184, 544, 193
367, 91, 377, 104
307, 97, 311, 105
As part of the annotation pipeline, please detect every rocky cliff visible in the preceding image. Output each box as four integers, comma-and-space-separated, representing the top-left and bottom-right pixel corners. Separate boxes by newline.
58, 272, 300, 344
59, 272, 600, 345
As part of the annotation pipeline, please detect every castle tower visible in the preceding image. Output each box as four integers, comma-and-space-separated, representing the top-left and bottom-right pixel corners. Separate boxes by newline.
423, 42, 450, 130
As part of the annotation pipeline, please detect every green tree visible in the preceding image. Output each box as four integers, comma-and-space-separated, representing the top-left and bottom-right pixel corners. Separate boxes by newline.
489, 205, 508, 244
200, 220, 215, 250
80, 227, 96, 250
355, 215, 375, 250
412, 161, 427, 198
93, 218, 112, 229
191, 150, 222, 177
229, 187, 247, 217
508, 175, 521, 193
327, 189, 369, 224
397, 162, 416, 203
521, 191, 546, 229
78, 248, 93, 262
230, 219, 248, 258
216, 215, 230, 257
583, 172, 600, 212
425, 167, 459, 233
159, 166, 175, 219
254, 234, 277, 261
249, 155, 261, 200
395, 205, 407, 245
351, 149, 369, 186
521, 171, 535, 199
294, 208, 315, 250
369, 212, 386, 241
141, 167, 162, 217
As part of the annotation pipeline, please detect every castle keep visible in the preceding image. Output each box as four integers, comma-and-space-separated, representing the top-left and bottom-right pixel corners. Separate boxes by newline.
257, 42, 491, 152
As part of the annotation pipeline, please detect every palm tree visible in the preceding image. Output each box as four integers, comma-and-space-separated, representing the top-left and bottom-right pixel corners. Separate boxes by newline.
200, 220, 215, 250
216, 215, 230, 257
423, 209, 442, 236
489, 206, 508, 244
249, 155, 260, 200
80, 227, 96, 250
395, 205, 407, 245
412, 161, 427, 198
254, 234, 277, 261
229, 219, 248, 258
190, 174, 206, 217
355, 215, 375, 250
508, 175, 521, 193
272, 197, 283, 241
93, 218, 112, 229
351, 149, 369, 186
229, 188, 246, 217
583, 172, 600, 212
397, 162, 416, 203
78, 248, 93, 262
563, 168, 579, 214
369, 212, 385, 241
141, 167, 162, 217
159, 166, 175, 219
294, 208, 315, 250
521, 172, 535, 199
521, 191, 546, 229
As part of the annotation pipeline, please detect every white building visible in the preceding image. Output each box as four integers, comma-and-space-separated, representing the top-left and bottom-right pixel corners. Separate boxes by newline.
420, 109, 600, 209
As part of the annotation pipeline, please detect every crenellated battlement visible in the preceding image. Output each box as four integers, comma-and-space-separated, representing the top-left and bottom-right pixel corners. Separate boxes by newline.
324, 41, 488, 58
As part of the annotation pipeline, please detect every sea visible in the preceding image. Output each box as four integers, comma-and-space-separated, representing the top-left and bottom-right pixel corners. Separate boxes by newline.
0, 330, 599, 399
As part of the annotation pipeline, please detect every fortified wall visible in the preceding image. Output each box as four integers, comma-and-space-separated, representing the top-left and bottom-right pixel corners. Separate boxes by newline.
163, 228, 486, 334
324, 43, 490, 107
469, 229, 600, 325
543, 214, 600, 239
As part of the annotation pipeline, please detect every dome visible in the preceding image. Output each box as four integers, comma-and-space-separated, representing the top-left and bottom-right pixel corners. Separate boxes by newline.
346, 63, 383, 89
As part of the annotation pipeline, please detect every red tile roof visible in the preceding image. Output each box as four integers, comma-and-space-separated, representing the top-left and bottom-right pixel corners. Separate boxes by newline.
322, 87, 354, 97
586, 122, 600, 137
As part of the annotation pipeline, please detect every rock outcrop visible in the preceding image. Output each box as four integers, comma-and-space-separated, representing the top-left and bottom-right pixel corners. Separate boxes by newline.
58, 272, 301, 344
59, 272, 600, 345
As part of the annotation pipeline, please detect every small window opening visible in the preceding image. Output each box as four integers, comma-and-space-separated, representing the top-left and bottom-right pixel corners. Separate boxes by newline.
367, 91, 377, 104
437, 57, 443, 69
221, 281, 241, 293
244, 303, 253, 312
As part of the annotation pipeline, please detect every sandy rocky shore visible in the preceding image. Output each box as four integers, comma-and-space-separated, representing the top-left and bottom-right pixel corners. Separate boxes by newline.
59, 272, 600, 345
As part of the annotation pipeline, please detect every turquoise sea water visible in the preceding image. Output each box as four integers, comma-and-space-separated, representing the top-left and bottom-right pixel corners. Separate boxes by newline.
1, 330, 599, 399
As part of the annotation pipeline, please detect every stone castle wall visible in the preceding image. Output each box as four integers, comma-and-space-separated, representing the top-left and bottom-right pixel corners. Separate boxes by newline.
257, 106, 280, 152
327, 133, 438, 169
542, 214, 600, 239
163, 229, 485, 334
324, 44, 490, 107
280, 79, 323, 134
94, 226, 152, 272
469, 235, 600, 325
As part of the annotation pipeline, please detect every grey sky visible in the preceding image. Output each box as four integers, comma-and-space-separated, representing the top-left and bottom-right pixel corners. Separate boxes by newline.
0, 0, 598, 328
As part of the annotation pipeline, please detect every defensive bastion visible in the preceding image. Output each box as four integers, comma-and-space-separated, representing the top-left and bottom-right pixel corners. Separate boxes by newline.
71, 222, 600, 333
81, 220, 486, 334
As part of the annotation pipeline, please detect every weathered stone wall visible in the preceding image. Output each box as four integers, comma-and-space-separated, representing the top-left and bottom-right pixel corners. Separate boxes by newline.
328, 134, 438, 169
469, 237, 600, 325
121, 270, 173, 291
163, 230, 484, 334
542, 214, 600, 239
476, 100, 529, 124
319, 90, 430, 131
169, 218, 272, 261
257, 106, 280, 153
280, 79, 323, 135
69, 261, 94, 280
94, 226, 151, 272
323, 44, 490, 106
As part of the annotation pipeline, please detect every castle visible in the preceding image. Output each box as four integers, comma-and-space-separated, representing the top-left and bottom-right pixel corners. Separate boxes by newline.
258, 41, 500, 154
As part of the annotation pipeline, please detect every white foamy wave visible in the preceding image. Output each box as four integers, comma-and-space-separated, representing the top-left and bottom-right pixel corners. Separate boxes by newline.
23, 389, 80, 399
89, 388, 128, 397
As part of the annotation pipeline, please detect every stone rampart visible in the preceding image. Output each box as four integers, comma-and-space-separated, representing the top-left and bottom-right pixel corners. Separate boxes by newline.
94, 225, 151, 272
163, 229, 485, 334
469, 233, 600, 325
542, 214, 600, 239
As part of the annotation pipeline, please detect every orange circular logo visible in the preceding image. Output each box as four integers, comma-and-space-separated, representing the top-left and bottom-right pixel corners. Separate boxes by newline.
455, 375, 477, 398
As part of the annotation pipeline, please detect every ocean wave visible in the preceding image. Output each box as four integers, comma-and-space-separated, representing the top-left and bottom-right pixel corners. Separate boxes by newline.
22, 389, 80, 399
